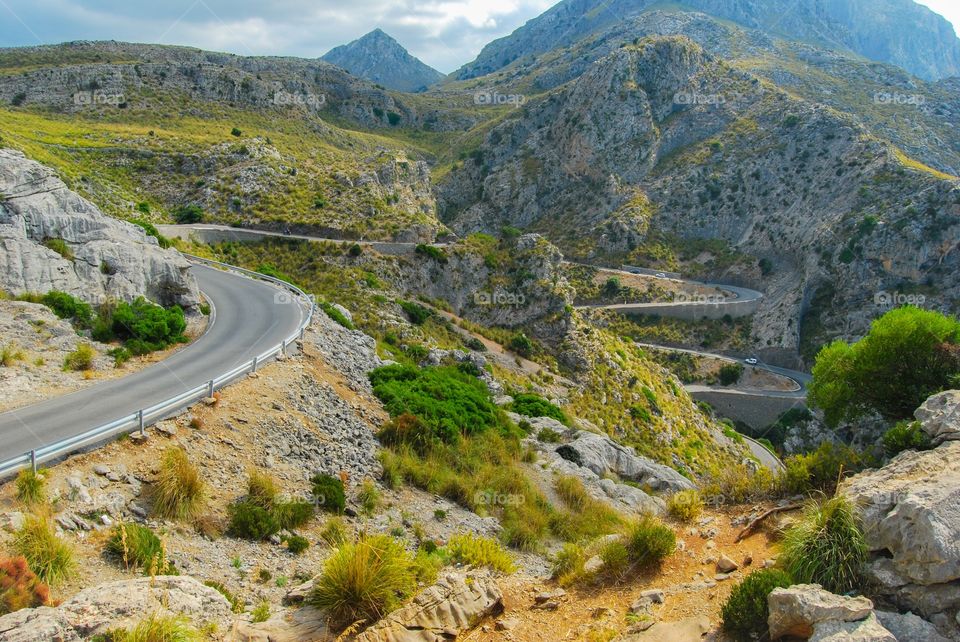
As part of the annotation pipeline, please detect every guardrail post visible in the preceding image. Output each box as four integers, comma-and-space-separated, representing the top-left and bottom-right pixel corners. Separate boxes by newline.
252, 356, 258, 373
138, 409, 145, 436
300, 326, 305, 340
281, 340, 287, 357
30, 450, 36, 473
207, 380, 214, 398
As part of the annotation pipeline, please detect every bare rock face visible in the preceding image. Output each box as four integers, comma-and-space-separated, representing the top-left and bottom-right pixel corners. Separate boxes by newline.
915, 390, 960, 446
355, 570, 503, 641
0, 576, 233, 641
0, 148, 200, 310
767, 585, 876, 640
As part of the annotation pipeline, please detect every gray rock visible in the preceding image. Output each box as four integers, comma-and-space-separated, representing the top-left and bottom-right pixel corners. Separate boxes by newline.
0, 149, 200, 311
0, 512, 25, 533
915, 391, 960, 445
717, 554, 739, 573
809, 613, 895, 642
768, 585, 874, 640
875, 610, 951, 642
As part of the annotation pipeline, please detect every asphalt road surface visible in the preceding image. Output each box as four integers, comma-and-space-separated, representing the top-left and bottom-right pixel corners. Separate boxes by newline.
0, 264, 307, 463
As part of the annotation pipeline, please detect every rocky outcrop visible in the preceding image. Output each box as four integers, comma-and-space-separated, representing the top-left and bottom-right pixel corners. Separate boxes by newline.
356, 571, 502, 641
914, 391, 960, 446
840, 391, 960, 636
0, 575, 233, 641
0, 149, 200, 310
767, 585, 891, 641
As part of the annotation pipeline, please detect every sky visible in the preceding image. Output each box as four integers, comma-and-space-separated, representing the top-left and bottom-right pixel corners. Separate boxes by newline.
0, 0, 956, 74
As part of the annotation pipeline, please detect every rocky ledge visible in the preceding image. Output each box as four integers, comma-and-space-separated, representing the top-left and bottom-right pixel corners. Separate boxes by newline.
0, 148, 200, 310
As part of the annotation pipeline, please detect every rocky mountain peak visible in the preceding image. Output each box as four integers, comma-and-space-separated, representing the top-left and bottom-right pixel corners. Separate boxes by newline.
322, 28, 445, 92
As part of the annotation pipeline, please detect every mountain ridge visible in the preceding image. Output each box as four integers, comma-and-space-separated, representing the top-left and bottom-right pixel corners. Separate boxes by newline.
322, 28, 445, 92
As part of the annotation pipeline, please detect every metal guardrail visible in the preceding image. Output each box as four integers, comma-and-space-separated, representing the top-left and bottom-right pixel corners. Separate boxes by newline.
0, 254, 314, 478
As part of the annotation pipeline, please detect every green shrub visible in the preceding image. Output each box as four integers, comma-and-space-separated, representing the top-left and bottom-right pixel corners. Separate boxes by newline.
319, 302, 355, 330
780, 496, 866, 594
599, 539, 630, 574
809, 307, 960, 426
721, 568, 794, 641
370, 365, 510, 446
15, 469, 46, 506
13, 514, 75, 585
551, 543, 586, 586
106, 523, 175, 575
780, 442, 868, 495
228, 502, 279, 540
309, 535, 418, 626
718, 363, 744, 386
666, 490, 703, 523
447, 533, 516, 574
0, 556, 50, 615
508, 333, 534, 358
537, 427, 562, 443
285, 535, 310, 555
273, 499, 315, 530
882, 420, 931, 457
311, 474, 346, 514
42, 238, 73, 261
152, 447, 206, 520
130, 219, 172, 249
414, 244, 448, 263
465, 337, 487, 352
111, 297, 186, 351
624, 515, 675, 567
398, 300, 433, 325
172, 204, 203, 224
39, 291, 92, 326
251, 601, 270, 623
63, 343, 96, 371
509, 394, 568, 425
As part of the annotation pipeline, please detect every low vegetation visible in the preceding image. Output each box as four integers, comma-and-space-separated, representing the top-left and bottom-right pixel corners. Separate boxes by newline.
151, 447, 207, 521
63, 342, 95, 371
721, 568, 794, 641
12, 514, 76, 585
447, 533, 516, 573
780, 496, 866, 594
666, 489, 703, 522
882, 420, 931, 457
0, 556, 50, 615
15, 469, 46, 506
509, 393, 569, 425
108, 613, 201, 642
106, 523, 175, 575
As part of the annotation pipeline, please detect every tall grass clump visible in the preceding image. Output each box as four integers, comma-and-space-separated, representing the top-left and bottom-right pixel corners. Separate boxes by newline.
113, 613, 200, 642
12, 514, 75, 585
309, 535, 418, 627
447, 533, 516, 573
666, 489, 703, 523
624, 515, 676, 567
780, 495, 866, 593
15, 469, 46, 506
152, 447, 206, 521
106, 523, 175, 575
721, 568, 794, 641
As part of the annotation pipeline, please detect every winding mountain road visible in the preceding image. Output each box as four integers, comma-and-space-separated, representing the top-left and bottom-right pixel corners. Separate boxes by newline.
0, 264, 308, 464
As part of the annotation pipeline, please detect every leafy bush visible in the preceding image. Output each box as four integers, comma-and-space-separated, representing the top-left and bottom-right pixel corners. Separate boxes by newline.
882, 420, 931, 457
718, 363, 744, 386
40, 291, 92, 326
0, 556, 49, 615
285, 534, 309, 555
398, 300, 433, 325
152, 447, 206, 520
311, 474, 346, 514
131, 219, 172, 249
309, 535, 418, 626
13, 514, 75, 585
465, 337, 487, 352
780, 496, 866, 594
370, 364, 510, 445
624, 515, 675, 567
15, 469, 46, 506
701, 462, 775, 504
172, 204, 204, 224
666, 490, 703, 523
106, 523, 175, 575
508, 333, 534, 358
414, 244, 448, 263
509, 393, 568, 425
273, 499, 315, 530
780, 442, 868, 495
319, 302, 355, 330
447, 533, 516, 573
721, 569, 794, 641
809, 307, 960, 426
63, 343, 96, 371
111, 297, 186, 351
228, 502, 280, 540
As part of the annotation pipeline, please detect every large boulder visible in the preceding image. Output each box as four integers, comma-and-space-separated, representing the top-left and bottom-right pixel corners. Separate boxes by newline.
355, 570, 503, 641
767, 585, 874, 640
0, 148, 200, 310
557, 427, 695, 493
0, 575, 233, 641
875, 610, 952, 642
915, 391, 960, 445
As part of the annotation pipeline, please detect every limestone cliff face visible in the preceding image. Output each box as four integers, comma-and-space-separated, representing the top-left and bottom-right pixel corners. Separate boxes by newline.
439, 38, 960, 358
0, 149, 200, 310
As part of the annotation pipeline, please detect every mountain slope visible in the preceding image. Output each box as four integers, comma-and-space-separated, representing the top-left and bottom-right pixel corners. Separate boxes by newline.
323, 29, 445, 92
455, 0, 960, 81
